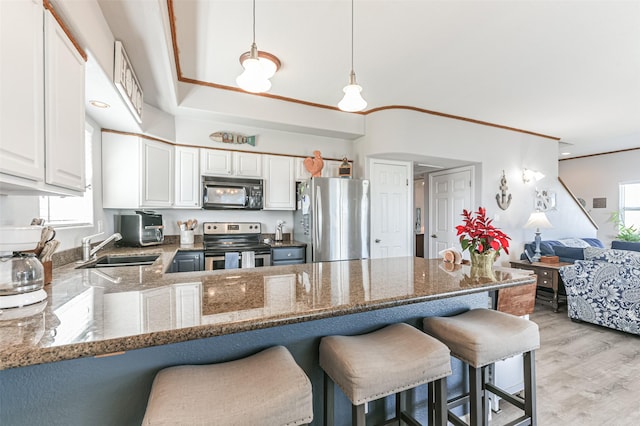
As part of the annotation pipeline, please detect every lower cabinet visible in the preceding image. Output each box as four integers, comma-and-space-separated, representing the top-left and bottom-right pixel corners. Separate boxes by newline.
271, 246, 306, 265
170, 251, 204, 272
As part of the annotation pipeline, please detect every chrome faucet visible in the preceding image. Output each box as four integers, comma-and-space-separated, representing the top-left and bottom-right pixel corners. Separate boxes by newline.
81, 232, 122, 261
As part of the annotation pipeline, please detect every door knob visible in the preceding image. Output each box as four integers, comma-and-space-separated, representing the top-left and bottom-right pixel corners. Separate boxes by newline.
375, 239, 381, 243
430, 234, 437, 238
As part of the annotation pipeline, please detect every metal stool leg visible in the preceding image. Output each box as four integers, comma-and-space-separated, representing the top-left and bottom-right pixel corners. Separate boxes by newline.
469, 365, 483, 426
524, 351, 537, 426
324, 372, 335, 426
352, 403, 366, 426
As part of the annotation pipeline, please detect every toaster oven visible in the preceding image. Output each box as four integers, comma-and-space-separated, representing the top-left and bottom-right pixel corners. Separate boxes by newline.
115, 211, 164, 246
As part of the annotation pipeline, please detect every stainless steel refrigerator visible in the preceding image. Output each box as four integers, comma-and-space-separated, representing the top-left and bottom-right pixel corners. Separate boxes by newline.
293, 177, 370, 262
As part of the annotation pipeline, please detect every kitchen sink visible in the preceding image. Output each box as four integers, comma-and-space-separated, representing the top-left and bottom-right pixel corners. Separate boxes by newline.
76, 254, 160, 269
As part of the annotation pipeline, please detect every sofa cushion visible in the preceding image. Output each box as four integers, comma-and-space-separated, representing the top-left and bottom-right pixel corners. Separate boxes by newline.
553, 246, 585, 262
611, 240, 640, 252
557, 238, 591, 248
584, 247, 640, 266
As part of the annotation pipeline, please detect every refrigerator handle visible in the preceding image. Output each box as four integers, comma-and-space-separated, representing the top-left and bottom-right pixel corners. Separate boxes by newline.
315, 185, 322, 250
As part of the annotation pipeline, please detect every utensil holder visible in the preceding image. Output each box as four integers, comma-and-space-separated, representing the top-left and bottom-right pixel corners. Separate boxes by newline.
180, 230, 194, 246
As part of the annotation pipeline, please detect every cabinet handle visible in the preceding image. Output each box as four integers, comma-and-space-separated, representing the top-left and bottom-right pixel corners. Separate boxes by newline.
430, 234, 437, 238
375, 239, 381, 243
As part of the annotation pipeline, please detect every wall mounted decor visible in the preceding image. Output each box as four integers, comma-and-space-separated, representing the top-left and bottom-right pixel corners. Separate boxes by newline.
496, 170, 512, 210
535, 189, 556, 211
114, 41, 143, 124
209, 131, 256, 146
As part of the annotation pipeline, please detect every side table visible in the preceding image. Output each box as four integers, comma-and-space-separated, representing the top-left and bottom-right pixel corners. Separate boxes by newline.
509, 260, 572, 312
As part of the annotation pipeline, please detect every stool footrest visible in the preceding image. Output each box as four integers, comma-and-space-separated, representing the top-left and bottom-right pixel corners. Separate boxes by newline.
485, 383, 525, 411
447, 410, 470, 426
500, 414, 532, 426
447, 393, 470, 410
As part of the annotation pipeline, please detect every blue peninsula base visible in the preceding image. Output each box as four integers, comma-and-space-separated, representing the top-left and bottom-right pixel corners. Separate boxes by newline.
1, 292, 487, 426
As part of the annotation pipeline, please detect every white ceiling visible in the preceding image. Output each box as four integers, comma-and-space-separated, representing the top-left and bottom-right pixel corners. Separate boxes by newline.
95, 0, 640, 159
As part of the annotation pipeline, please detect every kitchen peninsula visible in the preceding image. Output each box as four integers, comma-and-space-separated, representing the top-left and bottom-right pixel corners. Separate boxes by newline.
0, 249, 535, 425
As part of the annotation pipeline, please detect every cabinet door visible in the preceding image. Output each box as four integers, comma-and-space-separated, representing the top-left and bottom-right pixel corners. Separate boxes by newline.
263, 155, 295, 210
295, 158, 312, 181
172, 251, 204, 272
44, 11, 85, 191
200, 148, 232, 176
174, 146, 200, 208
233, 152, 262, 177
0, 0, 44, 182
141, 139, 173, 207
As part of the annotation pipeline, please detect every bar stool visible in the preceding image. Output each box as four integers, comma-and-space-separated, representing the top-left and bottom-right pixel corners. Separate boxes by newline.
423, 308, 540, 426
142, 345, 313, 426
319, 323, 452, 426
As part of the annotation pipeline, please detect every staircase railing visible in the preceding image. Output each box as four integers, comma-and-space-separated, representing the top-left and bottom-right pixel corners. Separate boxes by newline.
558, 176, 598, 229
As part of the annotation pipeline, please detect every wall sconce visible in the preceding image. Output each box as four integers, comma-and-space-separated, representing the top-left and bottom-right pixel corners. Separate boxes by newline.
522, 168, 545, 184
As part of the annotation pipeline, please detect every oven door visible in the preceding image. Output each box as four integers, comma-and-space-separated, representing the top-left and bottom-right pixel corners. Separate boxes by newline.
203, 184, 248, 209
205, 253, 271, 270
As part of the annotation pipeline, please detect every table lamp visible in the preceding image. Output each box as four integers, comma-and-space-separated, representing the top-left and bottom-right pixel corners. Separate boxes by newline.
524, 211, 553, 261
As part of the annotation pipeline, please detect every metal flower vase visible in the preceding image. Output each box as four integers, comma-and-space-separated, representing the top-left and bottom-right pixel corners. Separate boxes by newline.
469, 250, 497, 281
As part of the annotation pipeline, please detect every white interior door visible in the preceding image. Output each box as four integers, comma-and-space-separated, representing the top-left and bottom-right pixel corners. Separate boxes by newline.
429, 167, 473, 258
369, 159, 411, 258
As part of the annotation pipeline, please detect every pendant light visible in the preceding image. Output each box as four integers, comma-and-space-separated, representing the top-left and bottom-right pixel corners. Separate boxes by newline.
236, 0, 280, 93
338, 0, 367, 112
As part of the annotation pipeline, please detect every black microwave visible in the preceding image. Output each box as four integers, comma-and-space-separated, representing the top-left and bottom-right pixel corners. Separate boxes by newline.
202, 176, 263, 210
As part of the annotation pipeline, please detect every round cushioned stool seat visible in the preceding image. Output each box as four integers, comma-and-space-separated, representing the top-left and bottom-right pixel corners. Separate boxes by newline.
423, 308, 540, 368
142, 346, 313, 426
319, 322, 452, 405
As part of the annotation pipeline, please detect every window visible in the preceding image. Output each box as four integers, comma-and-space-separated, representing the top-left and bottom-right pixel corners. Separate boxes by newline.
39, 125, 93, 226
619, 182, 640, 230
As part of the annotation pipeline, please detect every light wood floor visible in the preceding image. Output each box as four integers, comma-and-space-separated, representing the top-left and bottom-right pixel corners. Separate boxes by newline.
492, 301, 640, 425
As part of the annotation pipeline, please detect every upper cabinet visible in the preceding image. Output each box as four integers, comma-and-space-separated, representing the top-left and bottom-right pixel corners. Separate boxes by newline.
174, 146, 200, 208
263, 155, 295, 210
233, 152, 262, 177
0, 0, 44, 183
322, 160, 343, 178
43, 11, 85, 191
200, 149, 262, 178
200, 149, 231, 176
102, 132, 173, 209
0, 1, 85, 195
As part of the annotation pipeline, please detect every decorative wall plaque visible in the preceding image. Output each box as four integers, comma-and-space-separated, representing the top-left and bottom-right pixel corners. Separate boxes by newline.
114, 41, 143, 124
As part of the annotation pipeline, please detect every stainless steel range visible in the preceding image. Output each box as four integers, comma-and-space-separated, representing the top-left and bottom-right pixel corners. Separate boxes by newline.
203, 222, 271, 270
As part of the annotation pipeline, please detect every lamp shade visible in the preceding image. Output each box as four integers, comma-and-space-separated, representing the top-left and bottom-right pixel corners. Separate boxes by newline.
524, 211, 553, 230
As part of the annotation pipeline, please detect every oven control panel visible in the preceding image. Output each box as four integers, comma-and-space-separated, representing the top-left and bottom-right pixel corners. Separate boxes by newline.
203, 222, 262, 235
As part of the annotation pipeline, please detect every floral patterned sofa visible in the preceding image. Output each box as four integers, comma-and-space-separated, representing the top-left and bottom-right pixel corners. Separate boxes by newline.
559, 247, 640, 335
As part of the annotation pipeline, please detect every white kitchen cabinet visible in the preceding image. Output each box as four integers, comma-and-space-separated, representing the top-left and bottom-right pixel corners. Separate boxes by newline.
0, 1, 85, 195
174, 146, 200, 208
142, 139, 174, 207
233, 151, 262, 177
200, 149, 232, 176
0, 0, 44, 183
43, 11, 85, 191
102, 132, 174, 209
295, 158, 312, 181
262, 155, 295, 210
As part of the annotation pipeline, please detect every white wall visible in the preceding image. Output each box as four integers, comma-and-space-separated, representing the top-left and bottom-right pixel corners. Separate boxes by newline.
559, 149, 640, 247
175, 116, 355, 164
355, 109, 597, 264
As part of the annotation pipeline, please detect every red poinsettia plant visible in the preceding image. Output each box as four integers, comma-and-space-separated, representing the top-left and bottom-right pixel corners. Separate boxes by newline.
455, 207, 510, 255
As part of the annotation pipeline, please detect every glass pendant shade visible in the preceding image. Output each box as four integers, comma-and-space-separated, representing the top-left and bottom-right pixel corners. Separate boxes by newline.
236, 43, 271, 93
338, 71, 367, 112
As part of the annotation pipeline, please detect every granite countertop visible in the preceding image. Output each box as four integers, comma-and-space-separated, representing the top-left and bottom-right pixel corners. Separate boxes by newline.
0, 245, 535, 370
